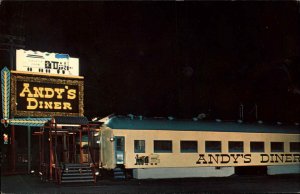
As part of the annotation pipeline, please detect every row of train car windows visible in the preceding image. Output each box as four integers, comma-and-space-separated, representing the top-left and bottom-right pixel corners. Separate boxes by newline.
134, 140, 300, 153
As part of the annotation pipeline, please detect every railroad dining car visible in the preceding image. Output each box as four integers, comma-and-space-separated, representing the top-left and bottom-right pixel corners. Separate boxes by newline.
96, 115, 300, 179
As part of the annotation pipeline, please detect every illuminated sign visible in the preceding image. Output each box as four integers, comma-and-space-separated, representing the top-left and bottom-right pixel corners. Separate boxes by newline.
11, 72, 84, 117
16, 49, 79, 76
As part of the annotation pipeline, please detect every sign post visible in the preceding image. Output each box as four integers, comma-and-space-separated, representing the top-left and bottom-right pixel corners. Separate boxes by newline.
28, 123, 31, 174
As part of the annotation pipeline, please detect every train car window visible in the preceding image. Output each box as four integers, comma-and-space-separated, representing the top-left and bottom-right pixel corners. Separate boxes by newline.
154, 140, 172, 153
134, 140, 145, 153
271, 142, 284, 152
228, 141, 244, 152
180, 141, 198, 153
250, 142, 264, 152
290, 142, 300, 152
205, 141, 221, 153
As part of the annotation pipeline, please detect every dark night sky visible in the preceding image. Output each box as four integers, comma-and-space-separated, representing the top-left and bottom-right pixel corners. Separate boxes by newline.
1, 1, 300, 123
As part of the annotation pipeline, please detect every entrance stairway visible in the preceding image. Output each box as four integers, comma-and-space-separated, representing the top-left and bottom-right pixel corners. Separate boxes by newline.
113, 167, 126, 180
60, 163, 95, 183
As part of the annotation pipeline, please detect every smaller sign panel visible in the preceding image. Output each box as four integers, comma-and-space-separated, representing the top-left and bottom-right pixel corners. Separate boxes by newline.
11, 72, 84, 117
3, 133, 9, 144
16, 49, 79, 76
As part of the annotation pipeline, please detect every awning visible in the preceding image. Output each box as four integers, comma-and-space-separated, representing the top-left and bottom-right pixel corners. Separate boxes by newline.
52, 116, 89, 127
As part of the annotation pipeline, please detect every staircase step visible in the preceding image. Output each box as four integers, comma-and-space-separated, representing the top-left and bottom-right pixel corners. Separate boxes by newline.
59, 163, 96, 184
65, 166, 90, 169
113, 168, 123, 172
64, 164, 90, 168
113, 167, 126, 179
114, 175, 126, 179
113, 171, 125, 175
61, 179, 94, 183
64, 169, 92, 173
63, 172, 93, 176
62, 175, 94, 180
64, 163, 90, 166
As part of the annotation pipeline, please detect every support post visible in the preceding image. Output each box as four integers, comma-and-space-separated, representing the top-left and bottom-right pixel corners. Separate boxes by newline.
54, 124, 58, 182
73, 134, 76, 163
88, 126, 90, 163
27, 125, 31, 174
79, 131, 82, 163
39, 128, 42, 172
49, 131, 53, 181
11, 125, 16, 172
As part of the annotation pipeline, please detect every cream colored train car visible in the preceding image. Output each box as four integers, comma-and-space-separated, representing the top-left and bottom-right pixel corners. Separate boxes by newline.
97, 116, 300, 179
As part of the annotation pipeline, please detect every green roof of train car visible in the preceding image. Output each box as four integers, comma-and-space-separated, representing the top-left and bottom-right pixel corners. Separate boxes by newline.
105, 116, 300, 134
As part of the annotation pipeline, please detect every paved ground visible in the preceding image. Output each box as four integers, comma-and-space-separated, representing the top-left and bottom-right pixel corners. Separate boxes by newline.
1, 174, 300, 193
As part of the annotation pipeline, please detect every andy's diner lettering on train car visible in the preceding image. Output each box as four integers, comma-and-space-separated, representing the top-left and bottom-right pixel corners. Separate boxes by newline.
195, 153, 300, 164
134, 153, 300, 166
260, 153, 300, 163
196, 154, 252, 164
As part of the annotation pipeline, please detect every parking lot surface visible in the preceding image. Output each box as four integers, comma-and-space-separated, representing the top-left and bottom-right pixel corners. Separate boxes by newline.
1, 174, 300, 193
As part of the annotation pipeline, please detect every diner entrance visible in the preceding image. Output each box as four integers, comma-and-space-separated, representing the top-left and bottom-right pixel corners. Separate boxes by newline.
34, 116, 99, 184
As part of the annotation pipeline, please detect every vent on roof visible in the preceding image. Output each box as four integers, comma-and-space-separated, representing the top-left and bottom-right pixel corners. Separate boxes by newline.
168, 116, 174, 120
277, 121, 282, 125
197, 113, 206, 120
239, 104, 244, 121
127, 114, 134, 120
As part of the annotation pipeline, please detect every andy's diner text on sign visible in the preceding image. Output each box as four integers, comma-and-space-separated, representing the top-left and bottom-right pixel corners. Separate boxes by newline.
11, 72, 84, 117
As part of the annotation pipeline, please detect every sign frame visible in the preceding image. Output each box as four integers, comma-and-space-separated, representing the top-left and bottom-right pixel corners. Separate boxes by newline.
10, 71, 84, 117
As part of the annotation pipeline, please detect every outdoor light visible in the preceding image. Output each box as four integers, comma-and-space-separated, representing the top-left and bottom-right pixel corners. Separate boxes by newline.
92, 117, 99, 121
95, 171, 100, 176
110, 137, 114, 142
30, 170, 35, 174
94, 132, 99, 137
39, 172, 43, 176
103, 120, 109, 125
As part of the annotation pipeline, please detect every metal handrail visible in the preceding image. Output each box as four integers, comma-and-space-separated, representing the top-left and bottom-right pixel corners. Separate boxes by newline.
88, 146, 96, 166
87, 146, 97, 183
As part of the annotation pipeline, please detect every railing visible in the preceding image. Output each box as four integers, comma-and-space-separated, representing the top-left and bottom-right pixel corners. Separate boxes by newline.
40, 162, 49, 182
88, 147, 96, 166
54, 151, 62, 184
88, 146, 97, 183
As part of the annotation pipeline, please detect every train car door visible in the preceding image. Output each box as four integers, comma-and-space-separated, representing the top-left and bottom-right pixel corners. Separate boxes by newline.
115, 136, 125, 165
